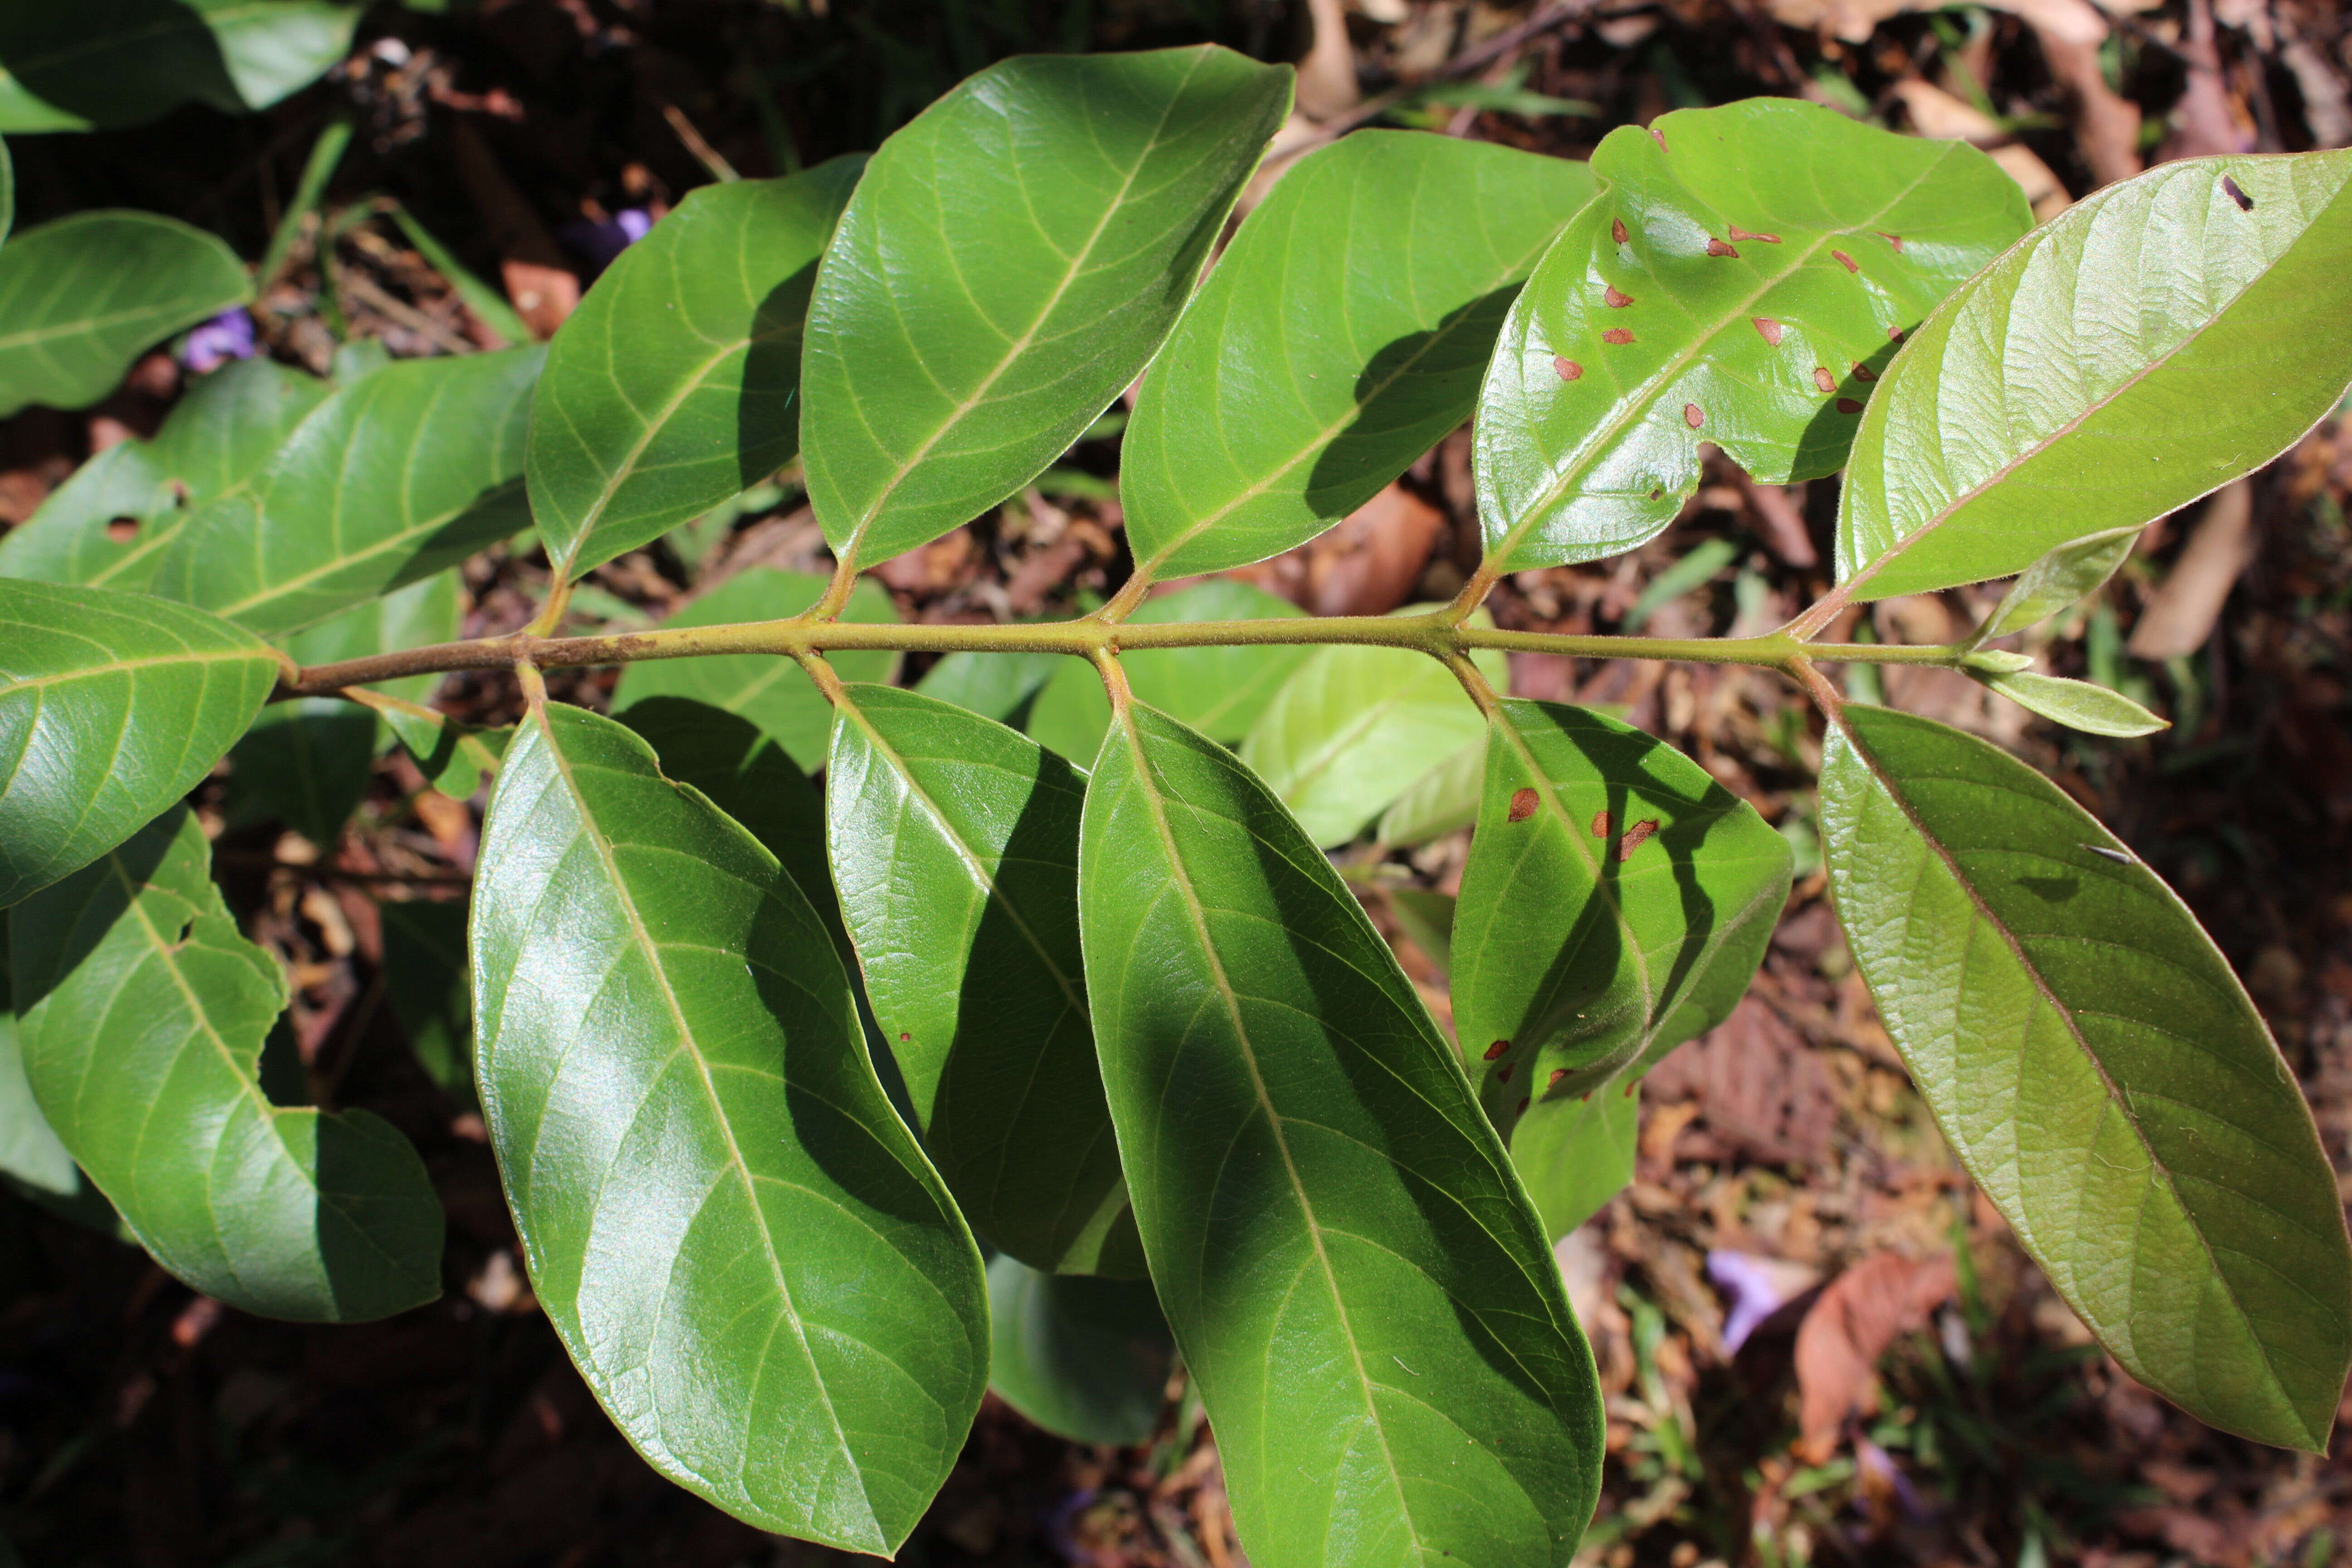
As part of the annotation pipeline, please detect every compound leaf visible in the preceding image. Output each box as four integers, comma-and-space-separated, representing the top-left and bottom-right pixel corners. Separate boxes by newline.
530, 158, 865, 581
0, 0, 361, 132
612, 568, 898, 773
1836, 152, 2352, 601
154, 346, 542, 635
801, 46, 1290, 572
0, 578, 280, 908
0, 212, 249, 417
827, 683, 1136, 1276
471, 701, 985, 1550
1453, 701, 1792, 1140
1026, 578, 1306, 761
1476, 98, 2027, 573
986, 1254, 1174, 1445
0, 357, 332, 590
8, 807, 443, 1319
1820, 703, 2352, 1450
1079, 701, 1603, 1568
1122, 132, 1596, 580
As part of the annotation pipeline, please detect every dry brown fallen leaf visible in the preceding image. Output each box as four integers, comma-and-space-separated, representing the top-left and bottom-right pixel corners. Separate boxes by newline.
1229, 480, 1446, 617
2129, 480, 2254, 659
1769, 0, 2104, 44
1793, 1251, 1957, 1461
1886, 81, 2072, 219
2036, 30, 2143, 188
1646, 997, 1839, 1168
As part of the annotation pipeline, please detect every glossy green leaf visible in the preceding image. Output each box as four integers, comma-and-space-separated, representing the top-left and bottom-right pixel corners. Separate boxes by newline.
0, 0, 361, 132
1476, 99, 2028, 573
0, 925, 77, 1197
612, 568, 897, 772
1453, 701, 1791, 1137
1837, 152, 2352, 601
1235, 613, 1505, 848
0, 212, 249, 418
471, 702, 986, 1549
9, 807, 444, 1319
153, 346, 543, 635
1975, 669, 2167, 737
801, 47, 1290, 571
828, 683, 1137, 1276
1026, 579, 1306, 761
0, 578, 280, 908
1960, 648, 2035, 675
0, 358, 333, 589
378, 898, 471, 1094
1821, 704, 2352, 1450
1121, 132, 1595, 580
1374, 740, 1485, 848
914, 646, 1062, 725
1079, 701, 1603, 1568
1970, 525, 2141, 647
1510, 1083, 1638, 1242
986, 1254, 1174, 1445
529, 158, 865, 581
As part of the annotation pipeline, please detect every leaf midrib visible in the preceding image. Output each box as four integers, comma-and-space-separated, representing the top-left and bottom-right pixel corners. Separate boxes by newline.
1, 643, 266, 700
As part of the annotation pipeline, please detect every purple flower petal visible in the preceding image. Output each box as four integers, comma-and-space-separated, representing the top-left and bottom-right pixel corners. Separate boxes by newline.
181, 308, 257, 374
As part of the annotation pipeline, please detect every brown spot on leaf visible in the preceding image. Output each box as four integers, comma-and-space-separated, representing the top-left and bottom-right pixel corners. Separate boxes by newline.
1602, 328, 1634, 345
1548, 1068, 1568, 1088
1707, 238, 1740, 258
1812, 366, 1837, 394
1647, 487, 1664, 500
1517, 1096, 1532, 1114
1729, 225, 1781, 243
1612, 217, 1629, 245
1753, 317, 1783, 346
1851, 363, 1877, 382
104, 517, 139, 543
1831, 250, 1858, 274
1877, 231, 1906, 252
899, 1032, 911, 1042
1618, 818, 1660, 860
1648, 126, 1668, 151
1591, 810, 1611, 838
1508, 787, 1539, 822
1604, 284, 1633, 308
1836, 397, 1864, 414
1887, 324, 1905, 343
1498, 1064, 1513, 1083
1553, 356, 1582, 382
2223, 175, 2254, 211
1684, 403, 1705, 429
1484, 1039, 1512, 1061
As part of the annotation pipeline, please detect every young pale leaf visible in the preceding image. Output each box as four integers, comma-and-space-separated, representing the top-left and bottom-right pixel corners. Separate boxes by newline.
1838, 152, 2352, 601
1079, 702, 1603, 1568
1026, 579, 1307, 760
1454, 701, 1792, 1134
1512, 1085, 1638, 1242
472, 702, 985, 1550
1821, 704, 2352, 1450
611, 568, 897, 772
1974, 669, 2167, 737
0, 578, 281, 908
827, 684, 1137, 1275
1970, 525, 2142, 647
0, 0, 361, 132
801, 47, 1290, 572
10, 807, 444, 1319
1375, 738, 1486, 848
986, 1255, 1175, 1446
1476, 98, 2028, 573
0, 212, 249, 417
915, 645, 1063, 724
154, 347, 542, 635
1235, 615, 1505, 847
0, 926, 78, 1197
0, 358, 333, 590
1121, 132, 1596, 580
529, 158, 865, 581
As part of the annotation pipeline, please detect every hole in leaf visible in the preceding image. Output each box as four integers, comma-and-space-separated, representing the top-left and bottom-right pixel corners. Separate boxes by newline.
104, 517, 140, 543
2223, 175, 2254, 211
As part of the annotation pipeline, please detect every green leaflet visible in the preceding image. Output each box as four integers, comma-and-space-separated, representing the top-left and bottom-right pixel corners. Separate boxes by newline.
1079, 702, 1602, 1568
801, 47, 1291, 571
471, 702, 986, 1550
0, 578, 280, 908
0, 924, 78, 1197
1476, 99, 2028, 573
9, 808, 444, 1319
0, 0, 361, 132
382, 701, 510, 801
1975, 669, 2168, 737
1375, 740, 1486, 848
827, 684, 1137, 1276
0, 358, 335, 590
915, 645, 1063, 725
611, 568, 898, 773
986, 1254, 1175, 1445
1837, 151, 2352, 601
0, 211, 250, 417
1969, 525, 2142, 647
378, 898, 471, 1095
1026, 578, 1307, 761
1121, 132, 1596, 580
153, 346, 544, 635
1453, 701, 1790, 1134
1235, 612, 1505, 848
529, 158, 865, 581
1511, 1086, 1638, 1243
1820, 704, 2352, 1450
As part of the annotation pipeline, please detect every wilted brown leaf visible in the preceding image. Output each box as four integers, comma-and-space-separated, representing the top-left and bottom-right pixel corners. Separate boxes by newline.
1646, 997, 1838, 1167
1794, 1252, 1957, 1460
